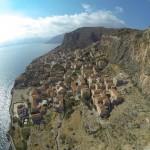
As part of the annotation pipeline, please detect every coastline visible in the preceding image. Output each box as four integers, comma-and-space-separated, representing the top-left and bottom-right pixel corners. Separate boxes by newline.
7, 43, 60, 150
8, 84, 16, 150
8, 83, 31, 149
7, 133, 16, 150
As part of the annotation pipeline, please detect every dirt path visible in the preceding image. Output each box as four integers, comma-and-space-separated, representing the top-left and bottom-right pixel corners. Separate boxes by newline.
55, 114, 65, 150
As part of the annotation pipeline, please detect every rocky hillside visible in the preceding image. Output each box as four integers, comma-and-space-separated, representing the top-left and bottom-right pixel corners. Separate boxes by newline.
11, 27, 150, 150
16, 27, 149, 98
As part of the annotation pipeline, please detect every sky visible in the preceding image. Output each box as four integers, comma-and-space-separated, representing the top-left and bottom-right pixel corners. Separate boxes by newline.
0, 0, 150, 44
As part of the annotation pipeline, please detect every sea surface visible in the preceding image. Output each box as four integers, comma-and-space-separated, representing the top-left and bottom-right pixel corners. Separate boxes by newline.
0, 43, 58, 150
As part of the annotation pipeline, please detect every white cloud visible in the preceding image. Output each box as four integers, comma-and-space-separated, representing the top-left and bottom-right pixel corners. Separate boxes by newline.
0, 10, 125, 44
82, 3, 92, 12
115, 6, 124, 13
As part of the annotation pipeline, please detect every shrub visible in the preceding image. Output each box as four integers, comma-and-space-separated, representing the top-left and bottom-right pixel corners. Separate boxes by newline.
60, 134, 67, 144
82, 92, 92, 109
21, 127, 30, 140
64, 97, 75, 119
16, 140, 27, 150
18, 119, 23, 127
44, 112, 52, 123
13, 117, 18, 123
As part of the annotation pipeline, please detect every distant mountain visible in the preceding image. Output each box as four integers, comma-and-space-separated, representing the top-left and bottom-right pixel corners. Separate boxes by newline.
0, 37, 50, 47
0, 34, 64, 48
47, 34, 64, 44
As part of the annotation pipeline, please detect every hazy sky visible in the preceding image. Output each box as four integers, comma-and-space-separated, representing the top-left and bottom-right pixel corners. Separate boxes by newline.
0, 0, 149, 44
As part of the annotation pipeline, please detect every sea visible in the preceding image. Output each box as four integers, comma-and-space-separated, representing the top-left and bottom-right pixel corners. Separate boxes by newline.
0, 43, 58, 150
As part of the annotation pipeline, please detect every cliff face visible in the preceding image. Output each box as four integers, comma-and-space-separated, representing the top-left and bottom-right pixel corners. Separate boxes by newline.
98, 29, 150, 97
62, 27, 116, 49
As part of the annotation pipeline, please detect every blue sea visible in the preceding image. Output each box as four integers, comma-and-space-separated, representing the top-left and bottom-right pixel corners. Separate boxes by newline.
0, 43, 58, 150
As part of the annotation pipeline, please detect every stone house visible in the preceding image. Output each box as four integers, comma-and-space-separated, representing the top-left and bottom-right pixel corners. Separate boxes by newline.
71, 80, 78, 96
46, 87, 54, 97
31, 113, 42, 125
109, 87, 119, 103
81, 85, 90, 99
17, 104, 29, 123
92, 94, 111, 117
53, 94, 64, 113
113, 76, 128, 87
109, 87, 124, 105
104, 77, 114, 91
92, 95, 103, 115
